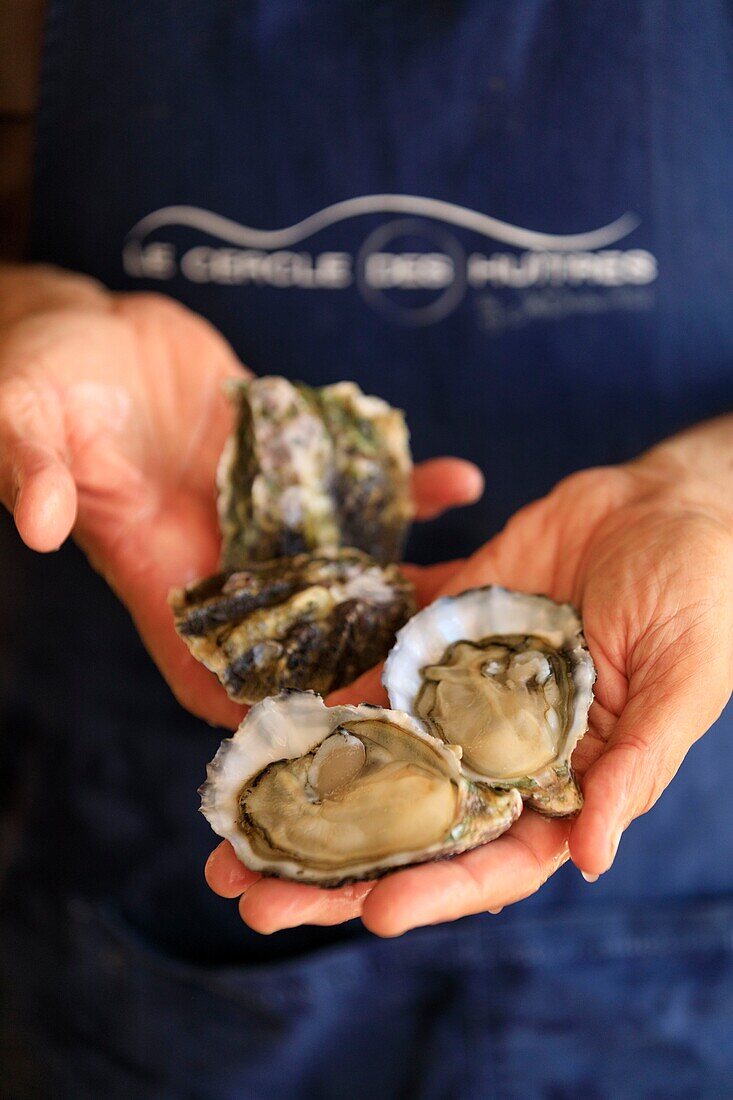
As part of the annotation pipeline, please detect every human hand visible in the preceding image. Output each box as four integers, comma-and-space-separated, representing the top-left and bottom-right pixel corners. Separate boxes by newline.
207, 432, 733, 933
0, 264, 484, 728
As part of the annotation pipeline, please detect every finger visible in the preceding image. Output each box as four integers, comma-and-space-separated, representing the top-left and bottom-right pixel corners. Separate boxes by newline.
400, 560, 464, 607
328, 665, 387, 707
571, 668, 730, 878
205, 841, 260, 898
0, 378, 78, 550
412, 458, 484, 521
361, 812, 570, 937
10, 442, 78, 551
239, 877, 374, 934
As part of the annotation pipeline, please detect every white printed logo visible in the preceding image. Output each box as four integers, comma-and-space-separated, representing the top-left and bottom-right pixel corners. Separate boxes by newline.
124, 194, 657, 329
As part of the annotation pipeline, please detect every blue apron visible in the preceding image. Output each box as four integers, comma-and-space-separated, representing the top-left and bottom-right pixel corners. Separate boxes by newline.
2, 2, 733, 1095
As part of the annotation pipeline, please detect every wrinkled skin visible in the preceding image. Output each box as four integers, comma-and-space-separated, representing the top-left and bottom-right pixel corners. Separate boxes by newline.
206, 438, 733, 936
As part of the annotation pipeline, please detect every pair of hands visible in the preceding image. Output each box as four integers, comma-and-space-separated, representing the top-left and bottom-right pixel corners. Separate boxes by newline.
2, 265, 732, 937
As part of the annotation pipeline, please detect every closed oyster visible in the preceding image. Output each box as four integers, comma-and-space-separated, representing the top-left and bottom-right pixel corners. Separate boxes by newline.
170, 549, 415, 704
217, 376, 413, 568
383, 587, 596, 816
200, 692, 522, 886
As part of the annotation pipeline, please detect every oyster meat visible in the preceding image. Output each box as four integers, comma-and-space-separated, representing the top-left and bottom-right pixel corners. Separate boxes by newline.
217, 376, 413, 568
200, 692, 522, 886
170, 549, 415, 704
383, 587, 596, 816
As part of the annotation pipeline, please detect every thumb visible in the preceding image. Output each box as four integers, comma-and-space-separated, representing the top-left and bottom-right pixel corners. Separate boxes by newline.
0, 390, 77, 552
570, 672, 729, 878
412, 458, 484, 521
2, 433, 77, 550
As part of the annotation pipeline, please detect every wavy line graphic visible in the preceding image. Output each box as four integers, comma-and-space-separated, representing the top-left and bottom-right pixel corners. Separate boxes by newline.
128, 195, 640, 253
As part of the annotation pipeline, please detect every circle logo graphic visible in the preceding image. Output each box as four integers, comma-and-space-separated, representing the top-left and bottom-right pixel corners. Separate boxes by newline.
356, 219, 466, 326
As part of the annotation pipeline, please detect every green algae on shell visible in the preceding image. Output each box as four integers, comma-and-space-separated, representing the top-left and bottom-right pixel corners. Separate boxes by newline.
217, 376, 413, 568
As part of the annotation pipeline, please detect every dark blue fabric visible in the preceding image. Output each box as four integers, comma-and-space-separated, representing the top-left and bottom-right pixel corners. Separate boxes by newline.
2, 1, 733, 1095
5, 896, 733, 1098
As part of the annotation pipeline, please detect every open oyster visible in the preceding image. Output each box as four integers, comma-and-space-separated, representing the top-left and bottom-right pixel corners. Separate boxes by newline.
383, 587, 596, 816
200, 692, 522, 886
217, 376, 413, 568
170, 549, 415, 704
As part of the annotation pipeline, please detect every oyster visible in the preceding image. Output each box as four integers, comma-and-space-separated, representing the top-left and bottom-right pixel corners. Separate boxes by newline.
383, 587, 596, 816
200, 692, 522, 886
217, 376, 413, 568
170, 549, 415, 704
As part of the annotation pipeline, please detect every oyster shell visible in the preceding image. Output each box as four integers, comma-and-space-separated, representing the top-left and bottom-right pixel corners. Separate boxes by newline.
170, 549, 415, 704
217, 376, 413, 568
200, 692, 523, 886
383, 587, 596, 817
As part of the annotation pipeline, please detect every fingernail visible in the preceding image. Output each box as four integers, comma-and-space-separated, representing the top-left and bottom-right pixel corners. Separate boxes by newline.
581, 871, 600, 884
488, 907, 503, 914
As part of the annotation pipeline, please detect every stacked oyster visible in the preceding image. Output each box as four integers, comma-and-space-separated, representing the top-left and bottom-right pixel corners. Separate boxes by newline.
171, 549, 414, 704
176, 377, 596, 887
170, 377, 416, 703
217, 377, 413, 568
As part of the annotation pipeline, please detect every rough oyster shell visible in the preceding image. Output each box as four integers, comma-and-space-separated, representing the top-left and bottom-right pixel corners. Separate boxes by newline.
200, 692, 522, 886
383, 586, 596, 817
217, 376, 413, 568
170, 549, 415, 704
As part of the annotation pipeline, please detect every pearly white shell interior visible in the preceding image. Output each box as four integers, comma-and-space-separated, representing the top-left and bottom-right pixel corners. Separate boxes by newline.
383, 586, 595, 783
200, 691, 467, 881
